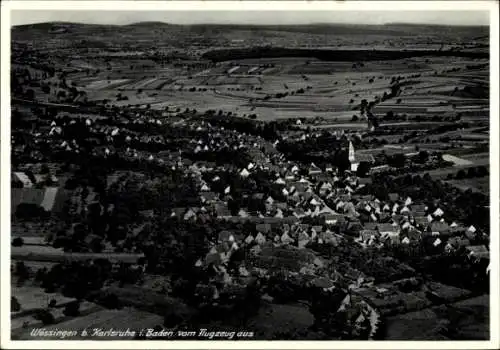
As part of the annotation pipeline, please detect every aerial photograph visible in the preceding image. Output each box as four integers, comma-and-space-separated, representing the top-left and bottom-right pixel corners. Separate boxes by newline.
4, 3, 495, 345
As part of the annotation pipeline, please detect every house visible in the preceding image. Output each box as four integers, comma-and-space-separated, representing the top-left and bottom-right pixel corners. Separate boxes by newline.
308, 163, 322, 175
430, 222, 450, 236
377, 223, 400, 237
319, 182, 333, 195
363, 222, 378, 231
411, 204, 427, 216
358, 230, 379, 245
218, 230, 234, 243
252, 193, 265, 200
283, 171, 295, 181
256, 223, 272, 234
465, 245, 489, 261
245, 234, 255, 244
325, 164, 335, 173
184, 208, 197, 221
200, 191, 218, 204
414, 216, 429, 229
293, 208, 307, 218
433, 207, 444, 217
34, 174, 59, 185
446, 237, 470, 251
323, 214, 346, 225
401, 229, 421, 244
275, 177, 286, 185
280, 232, 294, 245
12, 172, 33, 188
200, 183, 211, 192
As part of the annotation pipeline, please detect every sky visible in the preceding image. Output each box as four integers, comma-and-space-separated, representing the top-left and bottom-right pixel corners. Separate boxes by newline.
11, 10, 490, 27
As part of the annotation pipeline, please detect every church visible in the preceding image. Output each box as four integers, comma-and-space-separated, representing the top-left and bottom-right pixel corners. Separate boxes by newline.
348, 140, 375, 173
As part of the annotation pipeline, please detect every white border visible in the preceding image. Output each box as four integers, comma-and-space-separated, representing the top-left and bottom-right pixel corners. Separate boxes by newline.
1, 1, 499, 349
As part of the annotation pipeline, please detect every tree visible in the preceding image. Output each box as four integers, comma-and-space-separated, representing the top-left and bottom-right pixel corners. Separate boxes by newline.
12, 237, 24, 247
11, 297, 21, 312
356, 162, 371, 177
417, 150, 429, 164
63, 301, 81, 317
25, 89, 35, 100
476, 166, 488, 177
14, 261, 30, 280
90, 236, 104, 253
467, 167, 477, 178
48, 299, 57, 308
57, 90, 66, 99
99, 293, 121, 309
456, 169, 466, 179
34, 310, 55, 325
390, 153, 406, 168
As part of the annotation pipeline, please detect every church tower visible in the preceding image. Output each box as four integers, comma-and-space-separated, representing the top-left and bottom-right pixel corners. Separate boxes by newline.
348, 140, 359, 172
348, 140, 356, 163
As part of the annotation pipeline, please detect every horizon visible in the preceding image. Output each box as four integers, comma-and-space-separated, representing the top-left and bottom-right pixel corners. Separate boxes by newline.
12, 20, 490, 28
11, 10, 490, 27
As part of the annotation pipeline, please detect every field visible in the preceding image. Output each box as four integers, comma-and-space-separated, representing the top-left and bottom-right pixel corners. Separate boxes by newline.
384, 294, 489, 340
244, 302, 315, 339
58, 55, 488, 124
12, 285, 76, 313
11, 245, 144, 264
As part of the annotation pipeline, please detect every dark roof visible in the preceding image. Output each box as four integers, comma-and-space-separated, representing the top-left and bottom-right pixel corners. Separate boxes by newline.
388, 193, 399, 202
430, 222, 450, 233
378, 223, 399, 233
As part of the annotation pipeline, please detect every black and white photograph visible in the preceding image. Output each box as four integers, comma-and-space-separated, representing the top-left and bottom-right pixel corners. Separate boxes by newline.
1, 1, 499, 348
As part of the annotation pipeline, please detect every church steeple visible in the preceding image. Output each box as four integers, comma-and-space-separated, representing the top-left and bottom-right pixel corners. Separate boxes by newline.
348, 140, 356, 163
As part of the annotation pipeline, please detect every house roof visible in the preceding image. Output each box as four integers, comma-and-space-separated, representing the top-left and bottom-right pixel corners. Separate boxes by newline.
388, 193, 399, 202
322, 214, 346, 222
363, 222, 378, 230
256, 223, 272, 233
414, 216, 429, 227
378, 223, 400, 233
430, 222, 450, 233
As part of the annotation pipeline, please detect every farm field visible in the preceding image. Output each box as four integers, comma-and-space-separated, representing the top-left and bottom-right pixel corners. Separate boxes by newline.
61, 56, 489, 123
12, 285, 76, 313
11, 245, 144, 263
246, 302, 315, 339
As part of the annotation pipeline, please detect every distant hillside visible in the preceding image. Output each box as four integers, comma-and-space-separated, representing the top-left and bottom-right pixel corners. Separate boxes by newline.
202, 46, 489, 62
12, 20, 489, 37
